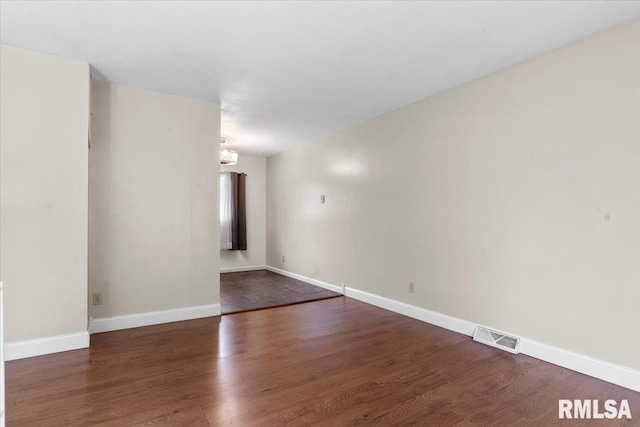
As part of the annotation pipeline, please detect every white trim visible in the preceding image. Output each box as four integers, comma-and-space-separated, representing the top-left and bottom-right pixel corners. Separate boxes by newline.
5, 331, 89, 361
522, 338, 640, 393
345, 286, 640, 393
265, 266, 344, 294
91, 304, 221, 334
265, 268, 640, 392
345, 287, 476, 336
220, 265, 266, 273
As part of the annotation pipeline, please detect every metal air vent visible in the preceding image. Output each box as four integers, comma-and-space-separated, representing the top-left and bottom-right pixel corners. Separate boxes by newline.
473, 326, 521, 354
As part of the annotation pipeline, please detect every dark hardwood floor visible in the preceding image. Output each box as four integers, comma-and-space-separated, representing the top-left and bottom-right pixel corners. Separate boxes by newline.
5, 297, 639, 426
221, 270, 341, 314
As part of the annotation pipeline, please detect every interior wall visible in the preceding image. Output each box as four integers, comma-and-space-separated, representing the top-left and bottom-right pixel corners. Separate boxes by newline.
89, 80, 220, 318
0, 45, 89, 342
220, 154, 267, 269
267, 18, 640, 371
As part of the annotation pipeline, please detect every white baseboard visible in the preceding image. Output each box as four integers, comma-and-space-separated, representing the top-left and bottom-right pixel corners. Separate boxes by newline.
345, 287, 476, 336
267, 267, 640, 393
91, 303, 221, 334
5, 331, 89, 361
345, 287, 640, 392
266, 266, 344, 294
522, 338, 640, 393
220, 265, 266, 273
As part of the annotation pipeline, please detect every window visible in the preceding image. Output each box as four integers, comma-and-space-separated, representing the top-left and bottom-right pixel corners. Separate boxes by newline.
219, 172, 247, 250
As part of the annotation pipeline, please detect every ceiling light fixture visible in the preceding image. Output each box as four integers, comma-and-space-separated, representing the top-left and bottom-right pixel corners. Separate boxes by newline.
220, 137, 238, 165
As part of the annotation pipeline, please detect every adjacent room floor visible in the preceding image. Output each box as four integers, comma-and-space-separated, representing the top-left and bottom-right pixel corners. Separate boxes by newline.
6, 297, 639, 426
220, 269, 341, 314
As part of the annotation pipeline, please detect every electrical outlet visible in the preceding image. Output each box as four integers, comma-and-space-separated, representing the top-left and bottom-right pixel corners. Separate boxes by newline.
282, 255, 285, 263
409, 282, 415, 293
92, 293, 102, 305
321, 194, 326, 204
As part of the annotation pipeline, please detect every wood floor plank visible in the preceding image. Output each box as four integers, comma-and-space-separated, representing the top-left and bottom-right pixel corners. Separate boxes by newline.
221, 270, 341, 314
5, 297, 639, 426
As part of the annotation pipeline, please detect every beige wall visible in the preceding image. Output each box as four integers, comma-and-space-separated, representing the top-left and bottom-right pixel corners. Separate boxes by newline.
267, 19, 640, 370
89, 81, 220, 318
0, 45, 89, 342
221, 154, 267, 269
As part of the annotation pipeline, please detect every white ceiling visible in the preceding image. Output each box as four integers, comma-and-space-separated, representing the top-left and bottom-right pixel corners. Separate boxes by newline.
1, 1, 639, 156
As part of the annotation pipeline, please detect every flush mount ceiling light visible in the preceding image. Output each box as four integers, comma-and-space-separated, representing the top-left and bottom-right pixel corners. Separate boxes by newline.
220, 137, 238, 165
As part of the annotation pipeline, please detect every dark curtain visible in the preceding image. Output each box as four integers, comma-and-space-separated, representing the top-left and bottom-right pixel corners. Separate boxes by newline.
230, 172, 247, 250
